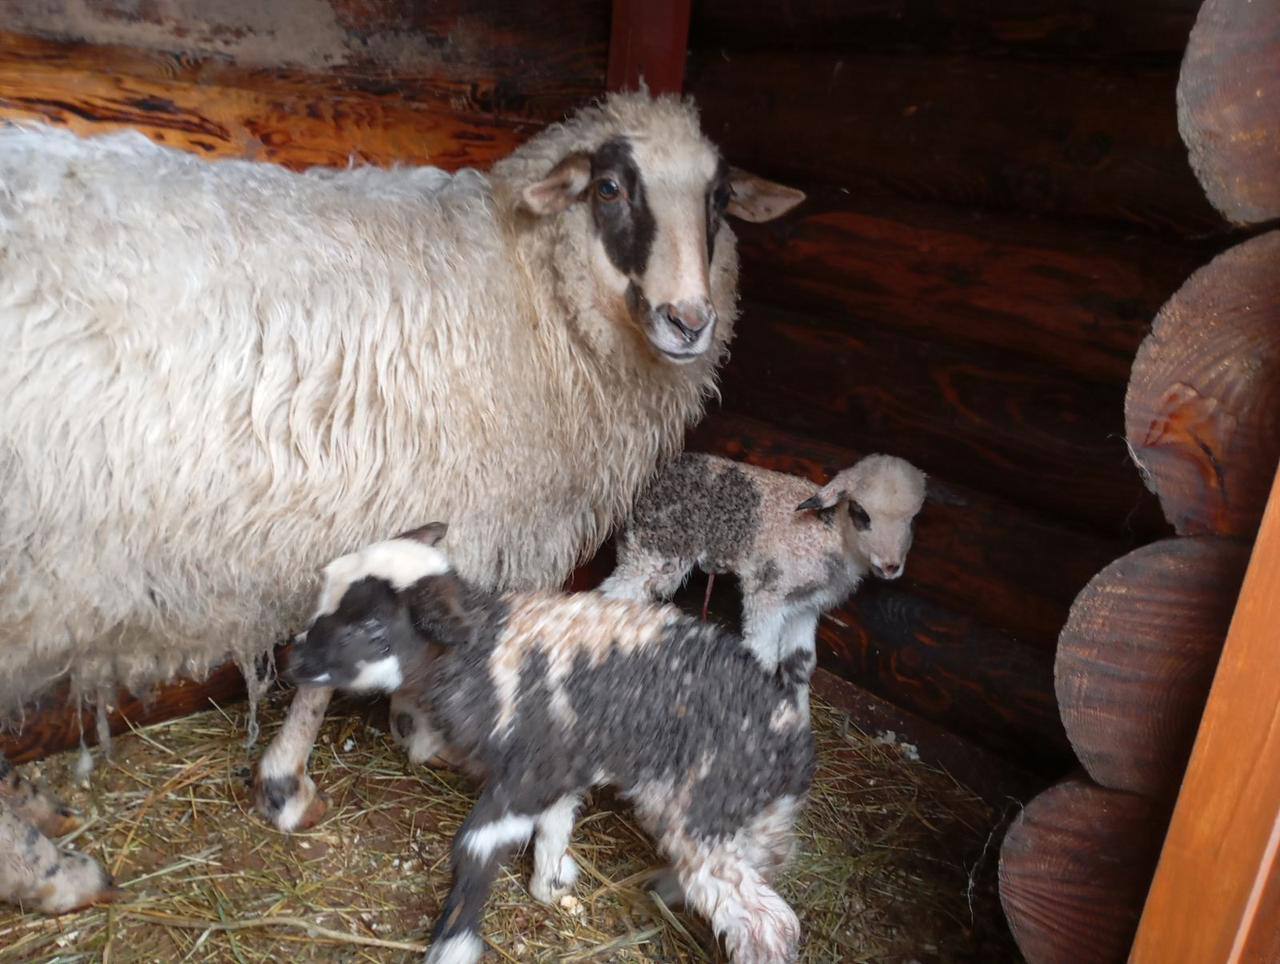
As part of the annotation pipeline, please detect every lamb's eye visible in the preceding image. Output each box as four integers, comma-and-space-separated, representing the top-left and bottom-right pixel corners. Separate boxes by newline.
850, 503, 871, 531
377, 642, 392, 657
596, 178, 621, 202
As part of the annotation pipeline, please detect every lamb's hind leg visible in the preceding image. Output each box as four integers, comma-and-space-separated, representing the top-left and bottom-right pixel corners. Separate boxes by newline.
0, 753, 79, 838
676, 842, 801, 964
254, 685, 332, 832
0, 798, 123, 914
598, 543, 694, 603
428, 785, 541, 964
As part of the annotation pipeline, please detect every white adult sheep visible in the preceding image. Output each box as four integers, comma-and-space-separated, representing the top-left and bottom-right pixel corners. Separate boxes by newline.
0, 91, 804, 912
600, 452, 927, 678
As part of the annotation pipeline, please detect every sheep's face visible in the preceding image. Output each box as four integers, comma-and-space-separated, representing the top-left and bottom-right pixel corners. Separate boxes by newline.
289, 525, 452, 693
522, 133, 804, 363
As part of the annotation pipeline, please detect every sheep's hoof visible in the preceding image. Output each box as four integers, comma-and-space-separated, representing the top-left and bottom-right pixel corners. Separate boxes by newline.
646, 867, 685, 908
253, 769, 328, 832
531, 854, 579, 905
39, 807, 82, 839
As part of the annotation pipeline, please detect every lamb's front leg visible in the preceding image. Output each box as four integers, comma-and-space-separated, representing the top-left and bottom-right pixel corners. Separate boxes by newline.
0, 753, 80, 838
529, 794, 580, 904
254, 684, 332, 831
740, 595, 788, 672
0, 797, 123, 914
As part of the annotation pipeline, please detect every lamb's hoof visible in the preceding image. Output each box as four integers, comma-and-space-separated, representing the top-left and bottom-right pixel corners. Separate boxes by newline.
530, 853, 579, 905
253, 769, 328, 832
38, 806, 82, 839
36, 852, 125, 915
646, 867, 685, 908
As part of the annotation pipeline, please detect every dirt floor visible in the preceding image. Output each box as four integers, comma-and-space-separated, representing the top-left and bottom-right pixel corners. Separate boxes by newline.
0, 688, 1021, 962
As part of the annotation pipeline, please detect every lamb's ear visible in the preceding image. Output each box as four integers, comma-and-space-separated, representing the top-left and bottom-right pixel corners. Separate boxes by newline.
796, 481, 848, 513
727, 167, 806, 223
396, 522, 448, 547
521, 153, 592, 216
405, 573, 484, 647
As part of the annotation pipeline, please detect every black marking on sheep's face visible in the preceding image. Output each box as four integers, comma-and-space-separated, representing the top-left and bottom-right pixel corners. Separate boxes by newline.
849, 501, 871, 532
290, 576, 416, 690
590, 138, 655, 279
706, 157, 731, 263
631, 455, 760, 573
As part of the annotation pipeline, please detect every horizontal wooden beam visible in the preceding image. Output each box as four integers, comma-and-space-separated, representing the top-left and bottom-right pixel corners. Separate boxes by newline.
0, 31, 537, 171
731, 188, 1212, 384
687, 48, 1222, 236
690, 0, 1203, 62
716, 301, 1165, 536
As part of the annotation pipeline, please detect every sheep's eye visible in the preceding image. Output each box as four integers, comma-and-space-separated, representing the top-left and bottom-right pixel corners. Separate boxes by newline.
596, 178, 621, 202
377, 642, 392, 657
850, 503, 871, 531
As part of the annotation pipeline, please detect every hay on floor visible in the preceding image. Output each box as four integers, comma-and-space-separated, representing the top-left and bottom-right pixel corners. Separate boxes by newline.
0, 688, 1016, 962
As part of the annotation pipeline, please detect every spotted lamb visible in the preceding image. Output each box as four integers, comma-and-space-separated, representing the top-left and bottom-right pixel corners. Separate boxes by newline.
600, 452, 927, 676
284, 524, 815, 964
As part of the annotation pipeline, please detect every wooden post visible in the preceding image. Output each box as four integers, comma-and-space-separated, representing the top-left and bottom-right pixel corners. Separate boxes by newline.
1131, 462, 1280, 962
607, 0, 691, 94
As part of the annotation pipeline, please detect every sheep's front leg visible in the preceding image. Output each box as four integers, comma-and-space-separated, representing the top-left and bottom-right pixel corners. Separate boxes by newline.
0, 798, 123, 914
254, 685, 332, 832
0, 753, 80, 838
389, 690, 463, 769
529, 794, 580, 904
429, 786, 539, 964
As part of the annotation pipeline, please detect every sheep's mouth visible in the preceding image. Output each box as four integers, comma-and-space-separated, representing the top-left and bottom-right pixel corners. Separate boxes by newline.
646, 316, 716, 363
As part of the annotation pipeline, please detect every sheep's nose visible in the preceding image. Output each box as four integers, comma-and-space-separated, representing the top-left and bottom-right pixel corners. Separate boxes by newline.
657, 301, 716, 343
876, 562, 902, 579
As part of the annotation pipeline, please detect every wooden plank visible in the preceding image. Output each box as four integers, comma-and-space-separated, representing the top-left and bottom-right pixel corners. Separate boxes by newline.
0, 663, 251, 765
1131, 466, 1280, 962
1178, 0, 1280, 226
607, 0, 691, 94
0, 31, 536, 171
999, 776, 1166, 964
686, 49, 1222, 236
716, 301, 1165, 536
818, 581, 1071, 771
691, 0, 1203, 62
689, 413, 1123, 648
3, 1, 609, 122
730, 189, 1211, 384
1055, 537, 1251, 800
1125, 230, 1280, 539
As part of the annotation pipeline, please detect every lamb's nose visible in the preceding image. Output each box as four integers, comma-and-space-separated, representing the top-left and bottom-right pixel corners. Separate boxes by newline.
879, 562, 901, 577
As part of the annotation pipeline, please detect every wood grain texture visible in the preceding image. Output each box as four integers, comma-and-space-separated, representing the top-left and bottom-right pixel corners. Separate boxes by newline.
1055, 537, 1250, 800
4, 1, 609, 122
999, 776, 1165, 964
691, 0, 1203, 61
731, 189, 1210, 383
0, 32, 536, 171
689, 413, 1123, 648
1125, 230, 1280, 539
1132, 466, 1280, 963
606, 0, 691, 94
1177, 0, 1280, 225
718, 301, 1165, 536
819, 582, 1071, 771
0, 663, 250, 765
685, 49, 1221, 236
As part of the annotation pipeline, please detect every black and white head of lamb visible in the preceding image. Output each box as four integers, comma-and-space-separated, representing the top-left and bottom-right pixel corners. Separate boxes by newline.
286, 524, 815, 964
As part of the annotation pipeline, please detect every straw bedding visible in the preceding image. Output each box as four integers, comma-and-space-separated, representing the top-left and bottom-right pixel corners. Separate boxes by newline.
0, 688, 1018, 962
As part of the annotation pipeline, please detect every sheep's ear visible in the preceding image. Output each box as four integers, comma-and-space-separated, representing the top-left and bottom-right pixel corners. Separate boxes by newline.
521, 153, 592, 216
796, 483, 847, 513
406, 572, 483, 647
397, 522, 448, 547
727, 168, 806, 223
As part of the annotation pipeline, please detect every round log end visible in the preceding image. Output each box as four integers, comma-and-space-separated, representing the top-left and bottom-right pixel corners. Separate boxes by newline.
1055, 537, 1250, 799
999, 777, 1165, 964
1126, 230, 1280, 537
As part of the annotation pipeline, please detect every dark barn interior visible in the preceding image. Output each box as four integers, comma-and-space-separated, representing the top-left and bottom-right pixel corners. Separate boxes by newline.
1, 1, 1278, 961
